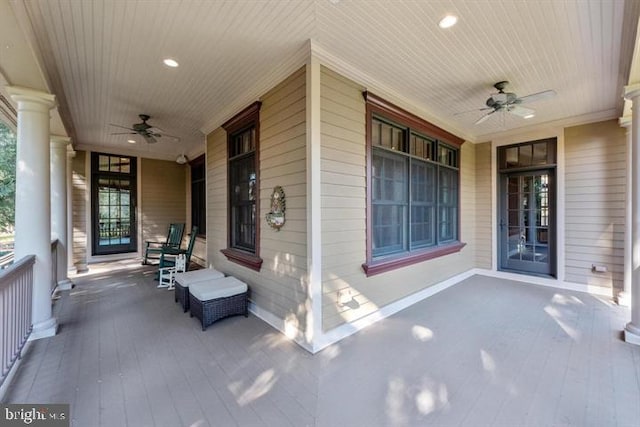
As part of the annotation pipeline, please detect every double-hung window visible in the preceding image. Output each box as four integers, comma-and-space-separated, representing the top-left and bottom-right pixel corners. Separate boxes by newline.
364, 93, 465, 276
221, 102, 263, 271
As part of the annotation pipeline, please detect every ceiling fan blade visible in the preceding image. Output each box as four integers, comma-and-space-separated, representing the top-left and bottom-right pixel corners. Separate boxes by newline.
109, 123, 135, 131
507, 105, 535, 118
516, 89, 556, 104
148, 126, 180, 141
453, 107, 492, 116
474, 110, 496, 125
110, 132, 136, 135
142, 134, 158, 144
159, 133, 180, 141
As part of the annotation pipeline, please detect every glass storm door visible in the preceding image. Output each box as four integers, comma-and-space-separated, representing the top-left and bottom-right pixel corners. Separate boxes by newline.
92, 153, 137, 255
500, 170, 554, 276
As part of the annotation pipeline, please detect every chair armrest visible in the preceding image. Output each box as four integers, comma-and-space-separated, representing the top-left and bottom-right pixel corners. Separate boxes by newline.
161, 247, 187, 255
145, 241, 166, 249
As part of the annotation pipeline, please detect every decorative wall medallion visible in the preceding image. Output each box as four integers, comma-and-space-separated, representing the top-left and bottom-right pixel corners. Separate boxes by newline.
266, 186, 286, 230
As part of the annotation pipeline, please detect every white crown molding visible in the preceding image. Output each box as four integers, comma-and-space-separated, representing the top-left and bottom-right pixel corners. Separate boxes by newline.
475, 108, 619, 142
619, 115, 632, 127
199, 40, 311, 136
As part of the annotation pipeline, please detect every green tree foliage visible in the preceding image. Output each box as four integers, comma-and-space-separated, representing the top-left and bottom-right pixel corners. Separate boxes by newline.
0, 122, 16, 232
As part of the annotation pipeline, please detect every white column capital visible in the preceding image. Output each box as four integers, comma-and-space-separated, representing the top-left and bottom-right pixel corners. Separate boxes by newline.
67, 145, 76, 158
6, 86, 56, 110
619, 115, 632, 128
50, 135, 71, 149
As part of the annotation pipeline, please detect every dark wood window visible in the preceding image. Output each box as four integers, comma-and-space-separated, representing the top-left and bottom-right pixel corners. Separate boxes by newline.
363, 92, 465, 276
190, 155, 206, 237
221, 102, 263, 271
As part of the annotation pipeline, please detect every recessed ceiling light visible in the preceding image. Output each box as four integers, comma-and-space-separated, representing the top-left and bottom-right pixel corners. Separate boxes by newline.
127, 139, 136, 144
163, 58, 179, 68
439, 15, 458, 29
524, 114, 535, 119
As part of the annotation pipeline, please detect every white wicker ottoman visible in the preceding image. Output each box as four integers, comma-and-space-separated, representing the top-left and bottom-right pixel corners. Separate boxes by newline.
173, 268, 225, 312
189, 277, 249, 331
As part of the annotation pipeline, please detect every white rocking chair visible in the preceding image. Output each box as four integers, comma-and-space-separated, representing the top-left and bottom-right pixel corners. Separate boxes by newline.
157, 253, 186, 290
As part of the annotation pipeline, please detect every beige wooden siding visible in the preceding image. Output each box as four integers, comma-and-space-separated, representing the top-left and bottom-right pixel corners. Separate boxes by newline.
320, 66, 476, 331
140, 158, 187, 251
71, 150, 87, 269
564, 120, 626, 290
206, 67, 308, 336
475, 142, 492, 269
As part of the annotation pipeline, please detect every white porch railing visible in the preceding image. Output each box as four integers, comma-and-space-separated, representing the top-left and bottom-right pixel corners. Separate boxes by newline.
0, 255, 34, 388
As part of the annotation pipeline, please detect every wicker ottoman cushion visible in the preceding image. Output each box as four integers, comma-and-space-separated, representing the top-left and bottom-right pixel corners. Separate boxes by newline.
174, 268, 226, 312
174, 268, 225, 287
189, 277, 249, 331
189, 277, 248, 301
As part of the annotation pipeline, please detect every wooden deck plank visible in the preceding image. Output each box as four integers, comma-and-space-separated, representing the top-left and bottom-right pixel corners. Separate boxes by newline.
2, 263, 639, 427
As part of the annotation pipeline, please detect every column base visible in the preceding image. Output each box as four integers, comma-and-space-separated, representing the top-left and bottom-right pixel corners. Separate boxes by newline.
57, 278, 73, 291
29, 317, 58, 341
624, 322, 640, 346
74, 263, 88, 273
616, 291, 631, 307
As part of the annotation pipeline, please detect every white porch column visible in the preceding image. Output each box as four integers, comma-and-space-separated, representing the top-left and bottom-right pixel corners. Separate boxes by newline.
51, 135, 72, 290
624, 84, 640, 345
7, 86, 57, 340
66, 147, 76, 276
619, 116, 632, 307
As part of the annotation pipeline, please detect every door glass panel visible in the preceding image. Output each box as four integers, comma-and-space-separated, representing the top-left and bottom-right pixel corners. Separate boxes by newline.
93, 154, 136, 255
505, 147, 518, 167
532, 143, 548, 165
120, 157, 131, 173
501, 171, 552, 275
519, 145, 532, 166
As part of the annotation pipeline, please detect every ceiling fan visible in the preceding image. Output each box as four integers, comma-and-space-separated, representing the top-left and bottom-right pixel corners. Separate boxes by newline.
459, 81, 556, 125
110, 114, 179, 144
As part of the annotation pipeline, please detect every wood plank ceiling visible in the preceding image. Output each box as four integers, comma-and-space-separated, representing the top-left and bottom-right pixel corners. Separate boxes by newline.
15, 0, 639, 159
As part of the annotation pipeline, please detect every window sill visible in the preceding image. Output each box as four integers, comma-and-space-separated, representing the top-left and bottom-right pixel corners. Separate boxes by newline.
362, 241, 466, 277
221, 248, 263, 271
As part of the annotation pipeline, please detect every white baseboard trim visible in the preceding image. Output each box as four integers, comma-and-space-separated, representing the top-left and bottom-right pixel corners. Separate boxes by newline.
0, 340, 32, 402
312, 268, 478, 353
57, 278, 73, 291
248, 301, 314, 353
473, 268, 614, 297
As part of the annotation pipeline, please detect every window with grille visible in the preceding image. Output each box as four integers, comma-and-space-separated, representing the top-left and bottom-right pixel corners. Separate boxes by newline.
221, 102, 263, 271
363, 92, 465, 276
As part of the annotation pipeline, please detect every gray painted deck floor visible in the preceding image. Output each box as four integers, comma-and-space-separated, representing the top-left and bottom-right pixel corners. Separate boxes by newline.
3, 261, 640, 427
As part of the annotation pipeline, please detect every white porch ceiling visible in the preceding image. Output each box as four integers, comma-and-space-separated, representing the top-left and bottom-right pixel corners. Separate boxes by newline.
3, 0, 638, 160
